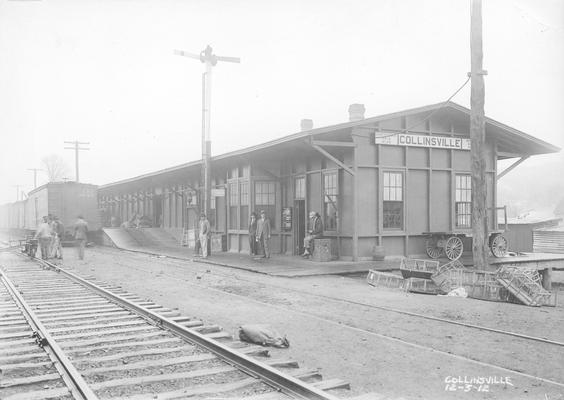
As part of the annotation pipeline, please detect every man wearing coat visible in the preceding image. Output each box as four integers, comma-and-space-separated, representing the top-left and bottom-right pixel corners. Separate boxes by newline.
256, 210, 271, 258
199, 213, 211, 258
248, 212, 258, 256
74, 215, 89, 260
34, 216, 52, 260
302, 211, 323, 257
51, 216, 65, 259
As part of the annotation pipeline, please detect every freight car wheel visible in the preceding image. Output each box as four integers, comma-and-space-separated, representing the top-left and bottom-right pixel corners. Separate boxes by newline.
425, 237, 443, 259
445, 236, 463, 261
490, 234, 508, 258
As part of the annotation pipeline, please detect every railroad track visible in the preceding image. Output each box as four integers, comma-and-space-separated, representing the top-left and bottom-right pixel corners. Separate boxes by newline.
93, 248, 564, 389
0, 252, 352, 400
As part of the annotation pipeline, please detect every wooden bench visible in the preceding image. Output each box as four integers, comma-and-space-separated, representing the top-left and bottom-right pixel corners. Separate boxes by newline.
312, 238, 338, 262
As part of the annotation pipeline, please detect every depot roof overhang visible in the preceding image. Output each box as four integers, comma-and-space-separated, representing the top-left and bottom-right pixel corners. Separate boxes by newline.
99, 101, 559, 191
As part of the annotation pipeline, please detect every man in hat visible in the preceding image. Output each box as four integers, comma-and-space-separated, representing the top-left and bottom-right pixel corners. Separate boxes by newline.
34, 216, 52, 260
51, 215, 65, 259
74, 215, 89, 260
302, 211, 323, 258
248, 212, 258, 256
256, 210, 271, 258
199, 213, 211, 258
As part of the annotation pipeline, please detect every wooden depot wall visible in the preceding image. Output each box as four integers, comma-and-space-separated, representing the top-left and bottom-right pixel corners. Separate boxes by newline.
99, 112, 499, 260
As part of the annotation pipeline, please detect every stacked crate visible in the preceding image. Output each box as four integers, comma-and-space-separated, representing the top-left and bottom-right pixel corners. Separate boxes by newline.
399, 258, 441, 294
496, 266, 552, 307
431, 260, 512, 302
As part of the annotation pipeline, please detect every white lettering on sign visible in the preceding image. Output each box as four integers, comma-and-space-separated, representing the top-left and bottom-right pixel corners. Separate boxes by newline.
375, 133, 471, 151
211, 188, 225, 197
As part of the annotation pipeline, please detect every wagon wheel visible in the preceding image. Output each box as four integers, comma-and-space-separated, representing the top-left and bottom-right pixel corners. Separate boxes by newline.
444, 236, 463, 261
490, 234, 508, 258
425, 237, 443, 259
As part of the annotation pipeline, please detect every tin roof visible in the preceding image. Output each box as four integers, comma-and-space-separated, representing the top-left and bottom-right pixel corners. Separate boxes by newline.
27, 181, 98, 197
100, 101, 560, 190
535, 224, 564, 232
507, 216, 562, 225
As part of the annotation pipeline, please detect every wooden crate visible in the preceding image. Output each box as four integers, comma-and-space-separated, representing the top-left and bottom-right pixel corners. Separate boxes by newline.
431, 260, 467, 293
406, 278, 440, 294
399, 258, 440, 280
312, 238, 338, 262
366, 270, 406, 289
465, 280, 511, 302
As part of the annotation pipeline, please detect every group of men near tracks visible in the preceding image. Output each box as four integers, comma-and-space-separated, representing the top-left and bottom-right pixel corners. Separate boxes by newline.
197, 209, 323, 260
34, 215, 89, 261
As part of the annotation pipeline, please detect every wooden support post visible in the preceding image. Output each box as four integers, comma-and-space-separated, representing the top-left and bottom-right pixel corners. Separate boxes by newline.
353, 148, 359, 261
470, 0, 489, 270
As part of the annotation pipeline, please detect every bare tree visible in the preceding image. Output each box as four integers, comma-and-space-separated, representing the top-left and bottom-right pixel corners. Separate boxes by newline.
41, 154, 70, 182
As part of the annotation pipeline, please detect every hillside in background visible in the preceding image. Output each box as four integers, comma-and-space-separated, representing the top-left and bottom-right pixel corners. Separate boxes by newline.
498, 155, 564, 218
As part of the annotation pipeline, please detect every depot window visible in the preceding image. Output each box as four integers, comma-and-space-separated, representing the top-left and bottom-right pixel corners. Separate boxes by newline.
240, 181, 249, 228
455, 174, 472, 228
323, 172, 338, 231
255, 181, 275, 229
229, 182, 238, 229
383, 171, 403, 230
295, 176, 305, 200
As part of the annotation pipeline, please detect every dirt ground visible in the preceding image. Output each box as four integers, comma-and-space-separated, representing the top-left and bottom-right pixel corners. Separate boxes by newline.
23, 246, 564, 399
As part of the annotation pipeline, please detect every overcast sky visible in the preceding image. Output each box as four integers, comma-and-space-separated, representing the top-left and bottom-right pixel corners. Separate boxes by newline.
1, 0, 563, 210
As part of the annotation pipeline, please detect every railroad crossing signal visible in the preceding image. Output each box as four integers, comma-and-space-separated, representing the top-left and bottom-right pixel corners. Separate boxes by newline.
174, 45, 240, 217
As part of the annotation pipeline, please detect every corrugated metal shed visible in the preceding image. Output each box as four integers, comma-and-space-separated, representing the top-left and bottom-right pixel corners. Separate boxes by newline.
506, 216, 562, 252
533, 225, 564, 254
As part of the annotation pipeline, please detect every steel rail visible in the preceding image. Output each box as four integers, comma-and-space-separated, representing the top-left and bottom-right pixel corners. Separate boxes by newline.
0, 268, 99, 400
114, 247, 564, 348
30, 256, 341, 400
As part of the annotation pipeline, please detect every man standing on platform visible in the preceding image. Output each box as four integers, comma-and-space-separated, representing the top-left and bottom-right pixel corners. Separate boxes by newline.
74, 215, 89, 260
256, 210, 271, 259
248, 212, 258, 256
302, 211, 323, 258
34, 216, 52, 260
199, 213, 211, 258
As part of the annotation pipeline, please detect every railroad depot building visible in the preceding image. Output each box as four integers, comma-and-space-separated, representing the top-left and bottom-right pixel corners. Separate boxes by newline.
97, 102, 559, 261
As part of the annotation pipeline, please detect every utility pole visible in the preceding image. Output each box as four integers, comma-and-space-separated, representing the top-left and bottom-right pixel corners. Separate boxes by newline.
64, 141, 90, 182
470, 0, 489, 269
27, 168, 42, 189
174, 45, 240, 217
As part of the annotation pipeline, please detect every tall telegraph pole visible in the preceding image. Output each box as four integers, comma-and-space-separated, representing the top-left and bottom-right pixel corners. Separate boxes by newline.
470, 0, 489, 269
174, 45, 240, 217
13, 185, 22, 201
27, 168, 42, 189
64, 141, 90, 182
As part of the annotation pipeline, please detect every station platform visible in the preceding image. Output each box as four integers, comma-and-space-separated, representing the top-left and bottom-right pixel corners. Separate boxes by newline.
102, 228, 386, 277
192, 252, 381, 277
101, 228, 564, 278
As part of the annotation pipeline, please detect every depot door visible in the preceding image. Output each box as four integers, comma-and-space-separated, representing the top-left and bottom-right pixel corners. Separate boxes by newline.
294, 200, 305, 255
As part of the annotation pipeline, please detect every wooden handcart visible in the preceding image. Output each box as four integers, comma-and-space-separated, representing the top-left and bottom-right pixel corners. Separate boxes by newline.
423, 207, 509, 261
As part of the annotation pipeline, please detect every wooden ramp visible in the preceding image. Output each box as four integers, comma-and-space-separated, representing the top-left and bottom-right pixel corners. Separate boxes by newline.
102, 228, 143, 249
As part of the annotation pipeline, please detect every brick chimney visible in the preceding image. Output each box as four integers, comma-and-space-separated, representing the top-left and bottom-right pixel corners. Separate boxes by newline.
300, 119, 314, 131
348, 103, 365, 121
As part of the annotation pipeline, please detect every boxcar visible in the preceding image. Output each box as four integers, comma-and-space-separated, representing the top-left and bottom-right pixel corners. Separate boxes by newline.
1, 182, 101, 239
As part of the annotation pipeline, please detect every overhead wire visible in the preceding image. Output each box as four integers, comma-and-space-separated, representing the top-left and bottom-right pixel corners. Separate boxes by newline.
353, 75, 472, 139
